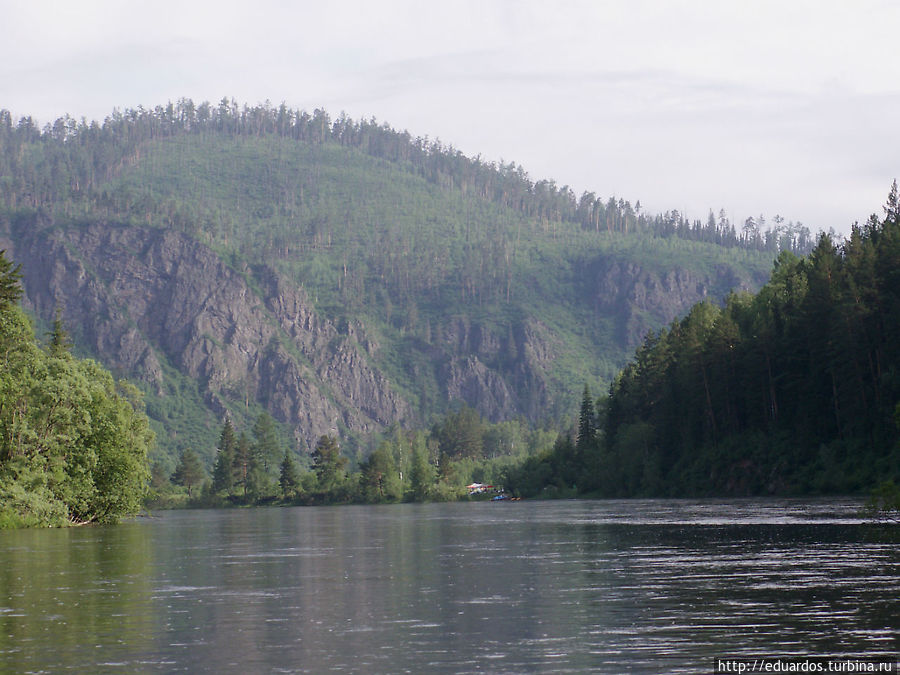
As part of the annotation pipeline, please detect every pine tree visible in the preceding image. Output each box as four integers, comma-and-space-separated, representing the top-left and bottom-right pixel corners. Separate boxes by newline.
211, 419, 237, 495
433, 404, 483, 460
884, 179, 900, 225
232, 432, 252, 497
360, 443, 401, 503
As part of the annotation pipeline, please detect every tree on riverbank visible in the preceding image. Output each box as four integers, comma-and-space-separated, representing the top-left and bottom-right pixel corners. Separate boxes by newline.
0, 251, 154, 527
278, 450, 301, 498
311, 435, 349, 495
171, 406, 556, 508
172, 449, 204, 497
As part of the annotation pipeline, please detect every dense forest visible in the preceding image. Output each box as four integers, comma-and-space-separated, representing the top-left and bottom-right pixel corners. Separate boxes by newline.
506, 185, 900, 498
0, 251, 153, 527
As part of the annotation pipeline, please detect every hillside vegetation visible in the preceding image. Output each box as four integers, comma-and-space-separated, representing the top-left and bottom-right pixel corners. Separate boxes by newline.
1, 99, 793, 471
507, 185, 900, 497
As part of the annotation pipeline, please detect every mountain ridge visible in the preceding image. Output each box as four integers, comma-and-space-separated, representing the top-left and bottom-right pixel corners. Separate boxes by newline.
0, 100, 782, 468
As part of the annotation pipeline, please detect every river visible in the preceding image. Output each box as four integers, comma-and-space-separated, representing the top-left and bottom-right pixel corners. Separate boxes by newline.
0, 499, 897, 673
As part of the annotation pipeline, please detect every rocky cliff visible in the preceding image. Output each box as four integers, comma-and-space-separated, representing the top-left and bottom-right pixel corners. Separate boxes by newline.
10, 222, 411, 452
588, 257, 766, 345
435, 318, 554, 422
4, 219, 769, 460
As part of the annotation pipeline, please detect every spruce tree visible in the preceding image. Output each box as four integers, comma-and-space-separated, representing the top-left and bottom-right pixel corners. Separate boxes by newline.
576, 384, 596, 452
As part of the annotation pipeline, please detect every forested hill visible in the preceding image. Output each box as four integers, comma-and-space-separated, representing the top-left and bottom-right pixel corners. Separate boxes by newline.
0, 99, 791, 471
506, 185, 900, 498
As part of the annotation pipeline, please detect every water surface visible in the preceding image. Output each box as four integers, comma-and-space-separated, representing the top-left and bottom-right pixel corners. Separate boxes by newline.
0, 499, 897, 673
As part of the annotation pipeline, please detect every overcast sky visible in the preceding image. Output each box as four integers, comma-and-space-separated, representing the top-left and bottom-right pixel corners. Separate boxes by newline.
2, 0, 898, 235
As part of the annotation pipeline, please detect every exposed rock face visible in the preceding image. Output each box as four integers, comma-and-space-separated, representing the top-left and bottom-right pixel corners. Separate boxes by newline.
589, 258, 766, 346
437, 318, 553, 422
12, 223, 410, 451
5, 220, 767, 454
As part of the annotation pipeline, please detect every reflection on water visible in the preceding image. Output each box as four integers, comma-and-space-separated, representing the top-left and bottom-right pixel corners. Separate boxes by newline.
0, 499, 897, 673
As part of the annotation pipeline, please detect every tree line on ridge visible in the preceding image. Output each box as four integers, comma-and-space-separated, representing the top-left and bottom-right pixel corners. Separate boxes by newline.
0, 98, 814, 255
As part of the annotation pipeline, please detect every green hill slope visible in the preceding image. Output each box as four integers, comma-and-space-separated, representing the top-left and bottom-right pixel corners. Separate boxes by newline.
0, 100, 781, 470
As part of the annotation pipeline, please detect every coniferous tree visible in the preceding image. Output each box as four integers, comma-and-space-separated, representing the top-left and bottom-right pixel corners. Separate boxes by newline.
232, 432, 253, 497
278, 450, 301, 499
211, 419, 237, 495
172, 448, 204, 497
251, 412, 281, 476
311, 435, 347, 494
150, 462, 171, 492
0, 250, 22, 308
47, 307, 72, 357
586, 183, 900, 497
576, 384, 596, 452
433, 404, 484, 461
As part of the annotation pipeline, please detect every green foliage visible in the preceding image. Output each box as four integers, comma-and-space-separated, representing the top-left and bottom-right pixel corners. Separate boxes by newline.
408, 440, 435, 501
359, 442, 403, 503
137, 355, 222, 471
5, 101, 813, 506
232, 432, 253, 497
311, 435, 348, 495
0, 472, 70, 528
0, 100, 813, 257
0, 260, 153, 527
1, 100, 780, 469
46, 307, 72, 357
576, 384, 597, 476
278, 450, 301, 499
211, 419, 237, 495
512, 186, 900, 499
0, 249, 22, 308
432, 403, 484, 461
172, 449, 204, 497
251, 413, 281, 476
185, 407, 557, 508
